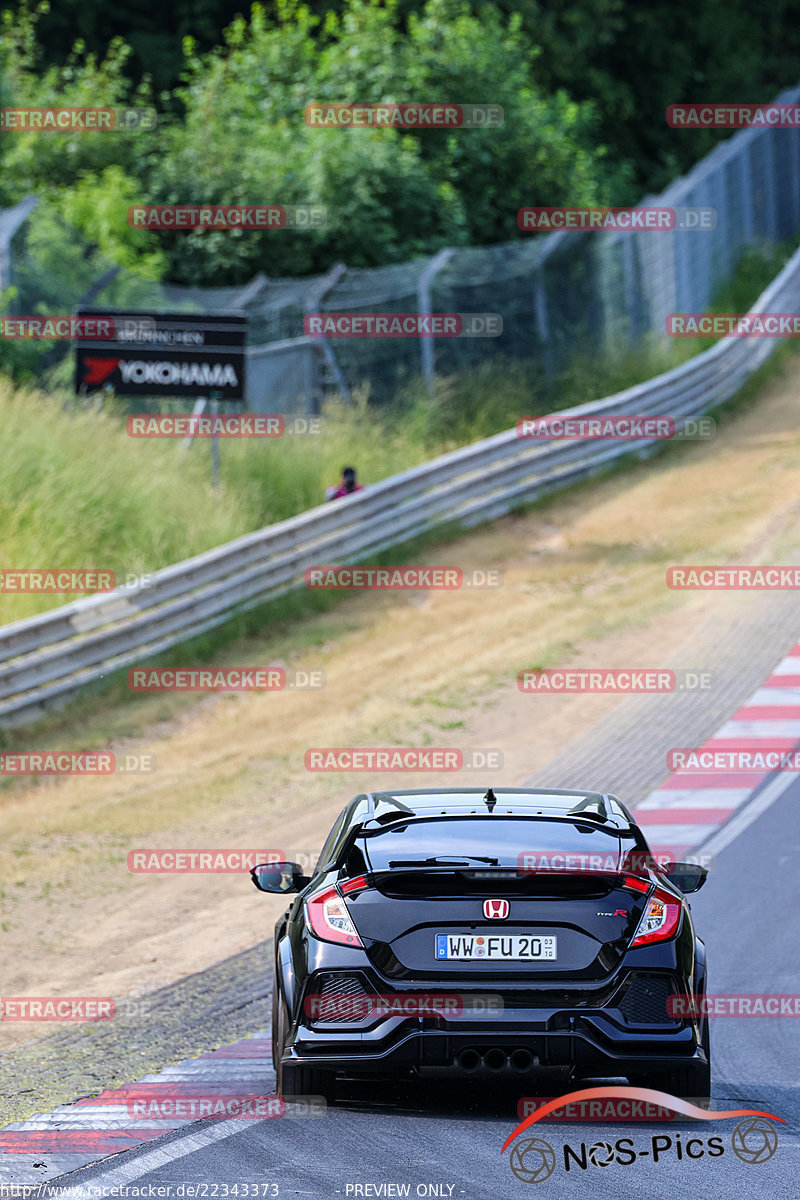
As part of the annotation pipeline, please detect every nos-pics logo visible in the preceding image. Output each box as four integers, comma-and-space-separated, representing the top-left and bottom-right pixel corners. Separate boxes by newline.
502, 1088, 782, 1183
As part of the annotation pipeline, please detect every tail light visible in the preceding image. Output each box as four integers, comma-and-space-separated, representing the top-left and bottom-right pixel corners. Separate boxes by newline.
306, 886, 364, 947
630, 886, 683, 947
340, 874, 369, 896
623, 875, 651, 895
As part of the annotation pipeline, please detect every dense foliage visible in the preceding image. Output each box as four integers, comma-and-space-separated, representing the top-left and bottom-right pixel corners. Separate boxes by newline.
9, 0, 800, 189
0, 0, 797, 287
0, 1, 628, 284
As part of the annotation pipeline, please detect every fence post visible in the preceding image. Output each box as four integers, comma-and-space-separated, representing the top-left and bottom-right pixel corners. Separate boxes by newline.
209, 393, 221, 486
234, 272, 269, 307
304, 262, 348, 403
0, 195, 38, 295
179, 397, 208, 453
532, 273, 554, 376
0, 237, 10, 298
622, 234, 639, 346
315, 338, 352, 405
417, 248, 454, 391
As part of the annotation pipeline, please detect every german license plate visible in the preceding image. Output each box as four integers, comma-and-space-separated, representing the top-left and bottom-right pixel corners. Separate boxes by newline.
435, 934, 557, 961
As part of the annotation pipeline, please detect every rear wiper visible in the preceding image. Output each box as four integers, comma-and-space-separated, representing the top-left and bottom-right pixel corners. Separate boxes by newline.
387, 855, 500, 867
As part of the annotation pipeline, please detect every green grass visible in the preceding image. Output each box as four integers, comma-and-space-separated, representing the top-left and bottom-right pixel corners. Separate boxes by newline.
0, 350, 685, 626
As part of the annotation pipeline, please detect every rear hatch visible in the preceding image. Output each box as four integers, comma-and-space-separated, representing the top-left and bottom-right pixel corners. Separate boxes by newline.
344, 816, 651, 981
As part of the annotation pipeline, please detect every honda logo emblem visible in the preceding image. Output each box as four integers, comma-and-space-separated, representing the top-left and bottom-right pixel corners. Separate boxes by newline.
483, 898, 509, 920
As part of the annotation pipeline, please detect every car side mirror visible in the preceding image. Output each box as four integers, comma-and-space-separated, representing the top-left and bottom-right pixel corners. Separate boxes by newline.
662, 862, 707, 893
251, 861, 310, 893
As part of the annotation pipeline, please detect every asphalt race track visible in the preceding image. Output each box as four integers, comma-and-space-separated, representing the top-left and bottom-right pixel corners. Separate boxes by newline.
5, 506, 800, 1198
33, 759, 799, 1200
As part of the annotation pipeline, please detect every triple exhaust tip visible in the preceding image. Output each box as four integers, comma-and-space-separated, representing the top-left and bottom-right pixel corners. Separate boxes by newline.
457, 1047, 534, 1072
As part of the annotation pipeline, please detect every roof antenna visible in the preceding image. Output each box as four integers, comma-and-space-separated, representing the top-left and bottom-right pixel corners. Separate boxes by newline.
484, 787, 497, 812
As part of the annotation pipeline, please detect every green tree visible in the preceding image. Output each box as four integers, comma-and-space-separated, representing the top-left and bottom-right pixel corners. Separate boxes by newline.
147, 0, 624, 282
0, 5, 155, 199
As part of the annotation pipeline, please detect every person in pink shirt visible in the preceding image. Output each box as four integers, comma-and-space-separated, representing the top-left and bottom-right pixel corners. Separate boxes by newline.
326, 466, 364, 501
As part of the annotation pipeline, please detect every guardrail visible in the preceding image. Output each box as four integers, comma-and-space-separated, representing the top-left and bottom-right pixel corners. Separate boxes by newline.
2, 245, 799, 727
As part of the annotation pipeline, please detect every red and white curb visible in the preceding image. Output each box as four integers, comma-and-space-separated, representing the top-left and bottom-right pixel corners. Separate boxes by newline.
632, 640, 800, 858
3, 641, 800, 1183
0, 1034, 272, 1184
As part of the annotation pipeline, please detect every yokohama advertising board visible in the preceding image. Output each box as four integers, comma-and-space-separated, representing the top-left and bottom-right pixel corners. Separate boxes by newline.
74, 309, 247, 400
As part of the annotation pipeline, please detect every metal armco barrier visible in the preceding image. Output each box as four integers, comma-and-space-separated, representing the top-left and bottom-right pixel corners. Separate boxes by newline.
1, 246, 799, 726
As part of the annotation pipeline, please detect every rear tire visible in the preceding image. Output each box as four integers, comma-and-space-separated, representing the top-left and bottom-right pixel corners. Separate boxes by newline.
629, 980, 712, 1101
278, 1060, 337, 1103
270, 968, 283, 1077
273, 991, 336, 1103
629, 1034, 711, 1101
651, 1057, 710, 1101
662, 990, 712, 1100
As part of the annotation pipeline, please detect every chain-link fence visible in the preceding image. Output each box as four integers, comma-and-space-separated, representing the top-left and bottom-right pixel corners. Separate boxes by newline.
2, 82, 800, 410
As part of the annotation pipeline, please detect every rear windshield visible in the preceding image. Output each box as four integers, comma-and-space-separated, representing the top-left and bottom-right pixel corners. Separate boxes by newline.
360, 817, 622, 873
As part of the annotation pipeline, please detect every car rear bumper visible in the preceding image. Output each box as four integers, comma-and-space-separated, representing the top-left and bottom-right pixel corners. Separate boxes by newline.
286, 1026, 706, 1079
286, 1004, 705, 1079
282, 950, 707, 1079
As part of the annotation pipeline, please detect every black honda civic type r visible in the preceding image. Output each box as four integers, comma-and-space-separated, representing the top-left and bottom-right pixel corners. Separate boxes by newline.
251, 787, 710, 1102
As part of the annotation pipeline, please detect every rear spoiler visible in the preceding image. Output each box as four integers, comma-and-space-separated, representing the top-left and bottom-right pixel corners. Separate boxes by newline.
567, 793, 611, 823
328, 791, 644, 875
